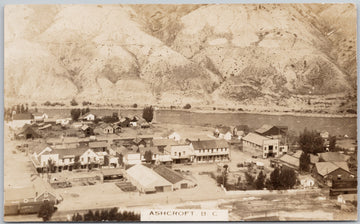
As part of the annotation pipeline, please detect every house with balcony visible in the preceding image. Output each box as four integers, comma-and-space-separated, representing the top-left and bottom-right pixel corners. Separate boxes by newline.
190, 139, 230, 163
166, 144, 195, 164
31, 146, 102, 173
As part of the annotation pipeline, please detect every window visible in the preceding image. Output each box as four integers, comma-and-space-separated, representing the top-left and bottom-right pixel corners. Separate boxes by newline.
81, 157, 84, 162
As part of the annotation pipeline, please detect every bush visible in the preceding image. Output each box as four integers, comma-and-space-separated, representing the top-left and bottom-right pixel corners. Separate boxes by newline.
43, 101, 51, 106
183, 104, 191, 109
82, 101, 92, 106
346, 109, 356, 114
70, 99, 78, 106
142, 106, 154, 122
132, 103, 138, 108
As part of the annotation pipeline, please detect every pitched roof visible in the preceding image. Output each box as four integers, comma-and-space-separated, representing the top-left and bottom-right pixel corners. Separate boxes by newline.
310, 154, 319, 164
242, 132, 270, 146
42, 146, 89, 158
126, 164, 172, 190
153, 166, 185, 184
152, 139, 177, 146
255, 124, 287, 135
191, 139, 229, 150
89, 141, 108, 148
32, 143, 51, 154
315, 162, 350, 177
292, 150, 303, 159
318, 152, 350, 162
13, 113, 33, 120
32, 177, 57, 198
279, 154, 299, 169
4, 187, 35, 202
139, 147, 163, 155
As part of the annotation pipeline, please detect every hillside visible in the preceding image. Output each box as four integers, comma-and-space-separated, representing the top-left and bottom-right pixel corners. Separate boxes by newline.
4, 4, 357, 113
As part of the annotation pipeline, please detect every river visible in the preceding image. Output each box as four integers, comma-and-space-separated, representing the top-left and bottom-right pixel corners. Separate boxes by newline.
41, 109, 357, 138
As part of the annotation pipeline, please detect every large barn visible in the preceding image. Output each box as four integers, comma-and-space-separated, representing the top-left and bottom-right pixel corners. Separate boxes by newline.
153, 166, 196, 190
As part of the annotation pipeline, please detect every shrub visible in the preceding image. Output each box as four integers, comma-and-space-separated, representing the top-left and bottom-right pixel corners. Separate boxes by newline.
133, 103, 138, 108
70, 99, 78, 106
183, 104, 191, 109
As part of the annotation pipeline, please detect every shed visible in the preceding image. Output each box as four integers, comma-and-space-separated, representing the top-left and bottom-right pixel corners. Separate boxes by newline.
153, 166, 196, 189
125, 164, 173, 193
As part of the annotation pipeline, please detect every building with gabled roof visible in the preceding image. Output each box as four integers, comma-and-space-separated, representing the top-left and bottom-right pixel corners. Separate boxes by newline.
14, 124, 41, 140
242, 132, 286, 158
313, 161, 354, 186
125, 164, 173, 193
318, 152, 350, 162
153, 166, 196, 189
189, 139, 230, 163
10, 113, 34, 128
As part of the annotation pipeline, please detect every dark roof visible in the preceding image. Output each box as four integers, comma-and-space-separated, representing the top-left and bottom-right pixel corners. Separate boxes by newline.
191, 139, 229, 150
101, 168, 124, 176
255, 124, 287, 135
13, 113, 33, 120
139, 147, 162, 155
16, 125, 41, 138
153, 166, 184, 184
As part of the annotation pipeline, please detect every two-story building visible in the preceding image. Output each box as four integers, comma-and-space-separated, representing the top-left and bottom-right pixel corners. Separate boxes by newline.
31, 146, 102, 173
190, 140, 230, 163
242, 132, 287, 158
166, 144, 194, 164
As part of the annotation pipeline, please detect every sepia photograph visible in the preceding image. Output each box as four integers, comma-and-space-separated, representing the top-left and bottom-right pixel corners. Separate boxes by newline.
3, 3, 358, 222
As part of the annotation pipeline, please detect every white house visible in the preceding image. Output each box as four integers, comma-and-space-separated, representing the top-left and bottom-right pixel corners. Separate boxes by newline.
167, 144, 194, 164
80, 113, 95, 121
123, 153, 142, 165
168, 132, 181, 142
10, 113, 33, 128
33, 113, 49, 122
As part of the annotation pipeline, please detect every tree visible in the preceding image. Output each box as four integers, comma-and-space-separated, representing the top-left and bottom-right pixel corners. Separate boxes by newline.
70, 109, 81, 121
255, 171, 266, 190
73, 156, 81, 169
142, 106, 154, 123
20, 104, 25, 113
72, 213, 83, 221
299, 152, 311, 172
133, 103, 138, 108
43, 101, 51, 107
144, 150, 153, 163
183, 103, 191, 109
38, 201, 55, 222
279, 168, 297, 189
117, 153, 124, 167
70, 98, 78, 106
47, 159, 56, 173
298, 129, 324, 154
222, 164, 229, 187
329, 136, 336, 152
245, 172, 255, 189
269, 167, 281, 190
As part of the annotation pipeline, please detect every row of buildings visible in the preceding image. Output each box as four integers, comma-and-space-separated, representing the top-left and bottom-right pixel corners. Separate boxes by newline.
30, 135, 231, 173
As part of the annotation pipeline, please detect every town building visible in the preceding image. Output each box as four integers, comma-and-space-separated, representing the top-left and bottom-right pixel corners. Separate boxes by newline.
79, 113, 96, 121
166, 144, 194, 164
4, 177, 60, 215
153, 166, 196, 189
31, 146, 103, 173
318, 152, 350, 162
255, 124, 288, 139
190, 139, 230, 163
313, 162, 354, 186
337, 194, 357, 204
125, 164, 173, 193
10, 113, 34, 128
168, 132, 181, 141
242, 132, 287, 158
14, 124, 41, 140
33, 112, 49, 122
